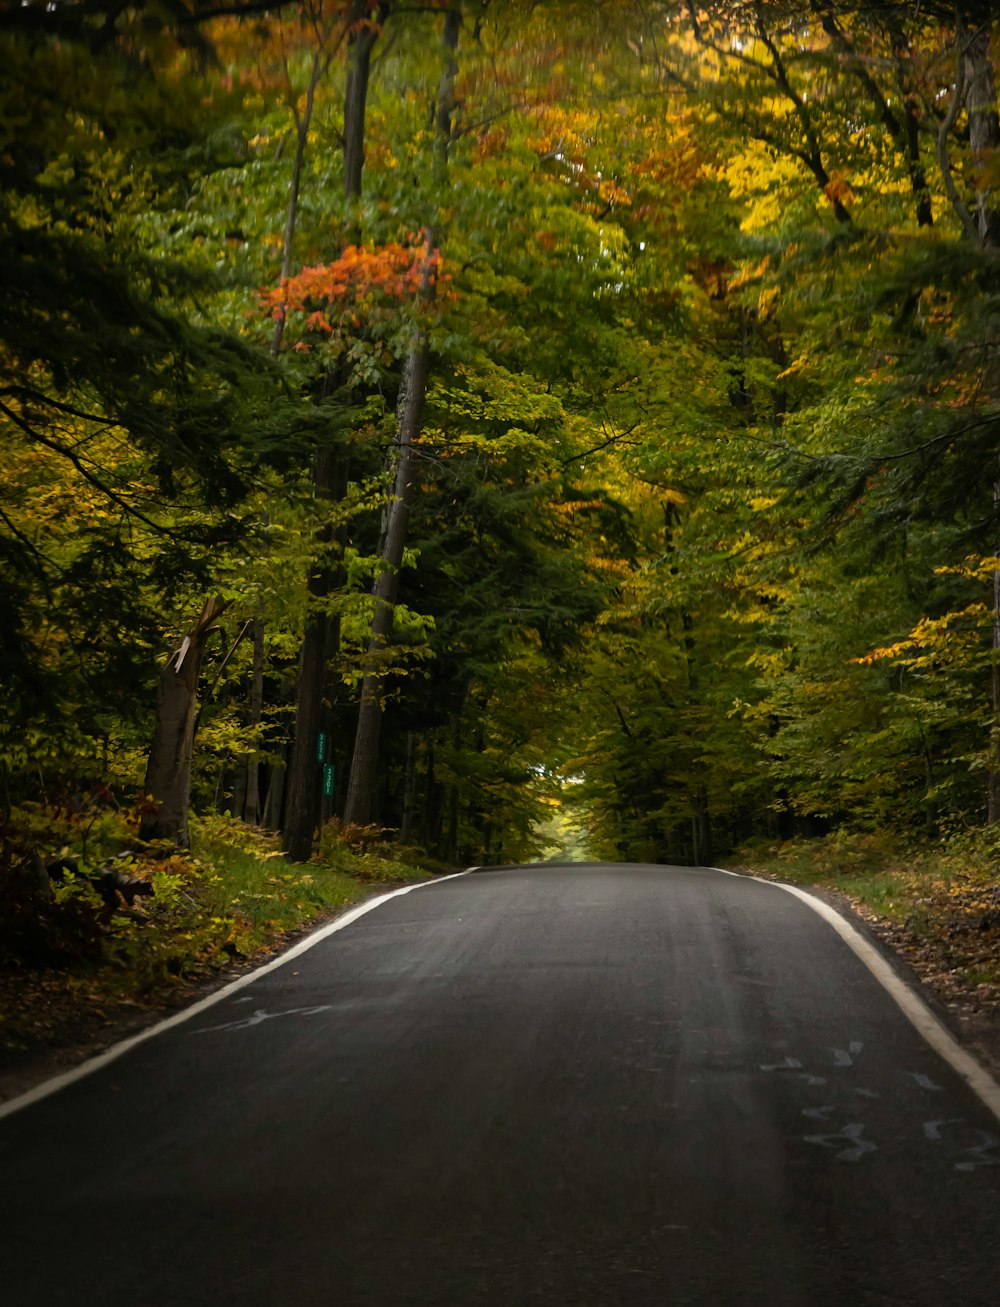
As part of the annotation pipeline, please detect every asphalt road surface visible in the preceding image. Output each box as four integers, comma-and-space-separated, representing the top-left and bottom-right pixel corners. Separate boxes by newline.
3, 863, 1000, 1306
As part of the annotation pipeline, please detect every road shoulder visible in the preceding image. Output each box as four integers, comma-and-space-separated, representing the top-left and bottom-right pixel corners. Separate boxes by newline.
721, 863, 1000, 1082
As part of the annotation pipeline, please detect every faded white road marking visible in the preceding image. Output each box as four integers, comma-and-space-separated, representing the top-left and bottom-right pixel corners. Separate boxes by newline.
832, 1040, 864, 1067
760, 1057, 803, 1072
955, 1130, 1000, 1171
906, 1072, 943, 1092
0, 869, 473, 1120
923, 1119, 965, 1141
804, 1121, 876, 1163
193, 1005, 331, 1034
923, 1119, 1000, 1169
802, 1105, 837, 1121
710, 868, 1000, 1124
799, 1074, 827, 1086
853, 1088, 880, 1099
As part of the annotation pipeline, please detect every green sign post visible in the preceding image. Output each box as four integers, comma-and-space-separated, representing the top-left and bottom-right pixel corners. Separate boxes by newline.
316, 732, 328, 764
323, 764, 335, 798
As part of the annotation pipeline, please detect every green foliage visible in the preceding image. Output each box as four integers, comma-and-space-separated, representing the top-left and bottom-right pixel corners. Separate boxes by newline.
7, 0, 1000, 899
0, 803, 432, 1042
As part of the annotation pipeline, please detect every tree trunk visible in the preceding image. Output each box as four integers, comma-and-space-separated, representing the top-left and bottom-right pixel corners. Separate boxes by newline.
990, 478, 1000, 825
262, 742, 288, 830
963, 18, 1000, 247
691, 787, 712, 867
400, 730, 418, 843
965, 23, 1000, 819
446, 778, 460, 865
344, 1, 391, 208
265, 35, 334, 844
421, 739, 446, 853
231, 756, 247, 819
243, 617, 265, 824
343, 5, 460, 827
281, 449, 344, 861
139, 596, 228, 847
279, 5, 389, 858
342, 335, 431, 826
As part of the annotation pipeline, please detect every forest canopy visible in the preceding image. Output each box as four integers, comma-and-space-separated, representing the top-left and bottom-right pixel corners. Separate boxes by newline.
3, 0, 1000, 870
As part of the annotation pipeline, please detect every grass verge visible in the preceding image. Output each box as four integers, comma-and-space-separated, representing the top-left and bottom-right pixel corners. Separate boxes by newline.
0, 810, 439, 1085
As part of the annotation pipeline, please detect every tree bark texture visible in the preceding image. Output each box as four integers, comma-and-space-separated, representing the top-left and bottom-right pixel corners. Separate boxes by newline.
990, 479, 1000, 825
279, 4, 388, 857
965, 24, 1000, 819
243, 617, 265, 825
140, 596, 228, 847
400, 730, 418, 843
282, 449, 345, 861
342, 337, 430, 826
344, 1, 391, 206
343, 5, 460, 827
262, 743, 288, 830
963, 19, 1000, 246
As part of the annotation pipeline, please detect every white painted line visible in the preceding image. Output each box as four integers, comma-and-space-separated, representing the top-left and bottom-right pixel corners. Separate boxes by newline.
709, 867, 1000, 1124
0, 869, 472, 1121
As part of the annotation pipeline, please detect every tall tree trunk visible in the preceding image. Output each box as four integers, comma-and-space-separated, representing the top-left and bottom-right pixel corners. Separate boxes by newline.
963, 18, 1000, 247
990, 479, 1000, 825
282, 450, 345, 860
342, 330, 431, 826
421, 738, 447, 853
243, 618, 265, 824
446, 779, 460, 865
262, 32, 334, 839
343, 5, 461, 826
939, 17, 1000, 244
444, 703, 462, 864
139, 596, 228, 847
262, 742, 288, 830
280, 5, 390, 858
691, 787, 712, 867
344, 1, 391, 210
961, 20, 1000, 820
400, 730, 418, 843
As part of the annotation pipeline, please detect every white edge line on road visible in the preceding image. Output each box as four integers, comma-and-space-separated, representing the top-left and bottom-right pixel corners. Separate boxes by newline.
710, 865, 1000, 1123
0, 869, 473, 1122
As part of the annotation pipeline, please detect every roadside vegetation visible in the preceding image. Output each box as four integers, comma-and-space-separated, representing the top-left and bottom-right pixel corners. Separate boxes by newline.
0, 809, 435, 1085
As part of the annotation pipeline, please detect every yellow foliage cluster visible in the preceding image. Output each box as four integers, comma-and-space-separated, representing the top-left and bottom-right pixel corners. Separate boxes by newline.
854, 604, 990, 669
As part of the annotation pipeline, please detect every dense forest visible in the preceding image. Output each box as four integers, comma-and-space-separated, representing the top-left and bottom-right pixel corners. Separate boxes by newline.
4, 0, 1000, 879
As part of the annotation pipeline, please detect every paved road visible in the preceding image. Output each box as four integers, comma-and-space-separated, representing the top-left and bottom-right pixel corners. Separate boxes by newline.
2, 864, 1000, 1305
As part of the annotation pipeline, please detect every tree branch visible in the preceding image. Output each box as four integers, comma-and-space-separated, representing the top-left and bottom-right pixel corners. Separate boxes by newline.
560, 423, 641, 467
0, 400, 167, 534
937, 28, 983, 244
